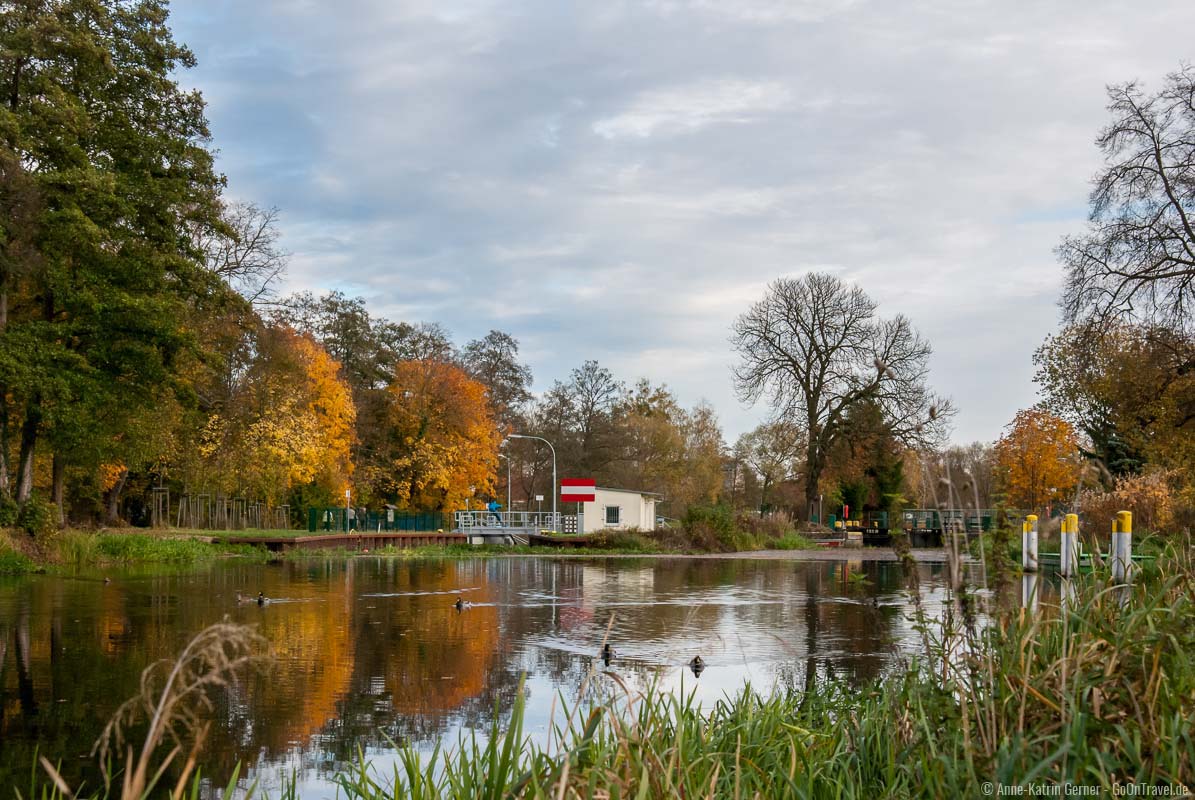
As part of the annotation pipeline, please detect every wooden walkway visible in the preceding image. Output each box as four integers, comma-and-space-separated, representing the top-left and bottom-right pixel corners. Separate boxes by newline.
216, 531, 598, 552
218, 531, 467, 552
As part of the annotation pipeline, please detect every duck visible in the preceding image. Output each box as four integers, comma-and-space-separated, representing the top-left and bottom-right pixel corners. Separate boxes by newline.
454, 597, 465, 612
257, 592, 268, 606
688, 655, 706, 676
601, 643, 613, 664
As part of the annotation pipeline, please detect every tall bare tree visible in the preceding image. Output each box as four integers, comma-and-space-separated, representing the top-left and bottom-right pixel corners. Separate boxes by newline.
732, 272, 949, 517
1060, 65, 1195, 330
193, 201, 287, 305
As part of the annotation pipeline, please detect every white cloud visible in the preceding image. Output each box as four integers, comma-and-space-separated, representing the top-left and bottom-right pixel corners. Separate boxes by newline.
593, 79, 793, 139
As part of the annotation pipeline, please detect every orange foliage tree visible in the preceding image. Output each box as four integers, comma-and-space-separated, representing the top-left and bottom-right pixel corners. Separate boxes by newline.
366, 360, 500, 510
994, 408, 1082, 512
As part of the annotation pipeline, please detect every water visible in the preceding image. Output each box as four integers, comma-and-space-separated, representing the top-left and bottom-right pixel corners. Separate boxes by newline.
0, 555, 959, 797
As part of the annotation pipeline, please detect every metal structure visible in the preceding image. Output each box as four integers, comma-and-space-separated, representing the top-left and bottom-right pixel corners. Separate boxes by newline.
452, 510, 581, 538
507, 433, 557, 529
175, 494, 290, 531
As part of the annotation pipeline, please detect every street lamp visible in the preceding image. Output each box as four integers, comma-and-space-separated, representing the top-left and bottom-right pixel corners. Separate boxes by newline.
507, 434, 556, 528
497, 453, 512, 514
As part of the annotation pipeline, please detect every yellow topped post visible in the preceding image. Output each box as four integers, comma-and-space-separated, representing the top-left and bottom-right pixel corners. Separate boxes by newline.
1061, 513, 1080, 578
1023, 514, 1039, 573
1112, 510, 1132, 583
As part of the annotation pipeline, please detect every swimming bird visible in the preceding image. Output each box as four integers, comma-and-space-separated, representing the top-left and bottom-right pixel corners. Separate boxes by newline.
454, 597, 465, 611
601, 643, 613, 665
689, 655, 705, 676
257, 591, 267, 606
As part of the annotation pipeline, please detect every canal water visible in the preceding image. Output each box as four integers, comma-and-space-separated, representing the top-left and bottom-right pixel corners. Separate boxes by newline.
0, 555, 963, 797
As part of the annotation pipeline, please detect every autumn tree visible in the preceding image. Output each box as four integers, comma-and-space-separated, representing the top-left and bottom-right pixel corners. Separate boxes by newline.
732, 273, 951, 519
733, 421, 804, 515
1035, 324, 1195, 480
994, 408, 1082, 512
368, 360, 499, 510
461, 330, 533, 431
1059, 65, 1195, 330
188, 327, 355, 505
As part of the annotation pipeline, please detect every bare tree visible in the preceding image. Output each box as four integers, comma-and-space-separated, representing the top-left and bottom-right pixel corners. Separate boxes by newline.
1060, 65, 1195, 330
192, 201, 287, 304
732, 272, 950, 517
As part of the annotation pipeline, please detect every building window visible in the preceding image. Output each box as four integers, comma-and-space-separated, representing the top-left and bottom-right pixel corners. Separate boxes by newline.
605, 506, 621, 525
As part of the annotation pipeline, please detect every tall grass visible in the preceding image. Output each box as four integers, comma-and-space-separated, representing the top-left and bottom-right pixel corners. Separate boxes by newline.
23, 542, 1195, 799
305, 541, 1193, 799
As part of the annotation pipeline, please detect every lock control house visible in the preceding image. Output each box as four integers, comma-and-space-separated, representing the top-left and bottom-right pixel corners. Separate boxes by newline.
578, 488, 660, 533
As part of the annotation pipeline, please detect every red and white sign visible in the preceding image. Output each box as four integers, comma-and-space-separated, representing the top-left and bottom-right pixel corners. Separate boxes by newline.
560, 478, 596, 503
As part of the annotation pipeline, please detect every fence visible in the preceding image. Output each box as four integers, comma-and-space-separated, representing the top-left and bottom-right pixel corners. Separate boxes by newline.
307, 508, 454, 533
152, 491, 290, 531
452, 510, 581, 533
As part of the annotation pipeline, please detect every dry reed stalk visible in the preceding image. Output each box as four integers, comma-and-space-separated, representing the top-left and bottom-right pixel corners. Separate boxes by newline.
86, 620, 272, 799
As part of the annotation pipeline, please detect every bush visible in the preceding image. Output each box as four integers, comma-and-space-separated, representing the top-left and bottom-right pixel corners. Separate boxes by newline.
0, 494, 18, 528
682, 504, 743, 552
586, 528, 656, 552
1077, 468, 1177, 540
0, 543, 34, 574
17, 495, 57, 539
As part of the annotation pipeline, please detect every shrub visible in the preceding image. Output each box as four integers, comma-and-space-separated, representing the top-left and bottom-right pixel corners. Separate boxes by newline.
17, 495, 57, 539
1077, 468, 1177, 540
0, 494, 18, 528
0, 543, 34, 574
682, 504, 743, 552
586, 528, 656, 552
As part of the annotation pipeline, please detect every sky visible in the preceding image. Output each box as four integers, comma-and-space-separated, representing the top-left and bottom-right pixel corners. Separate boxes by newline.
168, 0, 1195, 445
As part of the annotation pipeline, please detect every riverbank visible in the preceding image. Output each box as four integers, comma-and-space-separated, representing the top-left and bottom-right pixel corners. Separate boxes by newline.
0, 525, 834, 574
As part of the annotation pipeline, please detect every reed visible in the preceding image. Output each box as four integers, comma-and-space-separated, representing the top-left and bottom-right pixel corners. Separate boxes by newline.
23, 541, 1195, 799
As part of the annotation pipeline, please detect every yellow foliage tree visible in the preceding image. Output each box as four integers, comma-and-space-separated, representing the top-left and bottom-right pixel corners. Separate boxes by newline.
994, 408, 1082, 512
196, 327, 356, 504
368, 360, 500, 510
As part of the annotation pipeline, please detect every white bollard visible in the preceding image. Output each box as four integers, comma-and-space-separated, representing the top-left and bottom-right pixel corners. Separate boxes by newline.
1021, 572, 1039, 612
1022, 514, 1039, 573
1111, 510, 1132, 584
1060, 513, 1080, 578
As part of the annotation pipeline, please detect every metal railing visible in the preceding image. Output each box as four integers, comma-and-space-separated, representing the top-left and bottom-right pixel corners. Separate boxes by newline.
453, 511, 582, 533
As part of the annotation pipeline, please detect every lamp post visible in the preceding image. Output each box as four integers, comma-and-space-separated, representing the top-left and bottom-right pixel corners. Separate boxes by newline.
497, 454, 512, 515
507, 434, 556, 529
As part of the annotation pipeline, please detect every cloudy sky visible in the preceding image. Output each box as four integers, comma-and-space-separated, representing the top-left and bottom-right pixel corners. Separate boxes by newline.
170, 0, 1194, 444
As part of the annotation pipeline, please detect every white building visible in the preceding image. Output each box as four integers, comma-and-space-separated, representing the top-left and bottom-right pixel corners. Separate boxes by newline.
580, 487, 659, 533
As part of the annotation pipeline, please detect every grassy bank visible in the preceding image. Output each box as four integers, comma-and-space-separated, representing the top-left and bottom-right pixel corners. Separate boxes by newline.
25, 539, 1195, 799
0, 510, 822, 573
0, 529, 272, 574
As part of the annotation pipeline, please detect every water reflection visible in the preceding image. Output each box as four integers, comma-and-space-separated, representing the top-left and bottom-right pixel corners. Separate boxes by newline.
3, 556, 955, 797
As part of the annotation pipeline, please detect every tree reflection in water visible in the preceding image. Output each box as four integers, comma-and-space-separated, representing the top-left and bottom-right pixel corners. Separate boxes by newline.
0, 555, 955, 793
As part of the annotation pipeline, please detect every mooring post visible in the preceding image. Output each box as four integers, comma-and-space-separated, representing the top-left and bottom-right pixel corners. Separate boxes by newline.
1060, 512, 1079, 578
1022, 514, 1039, 573
1111, 510, 1132, 583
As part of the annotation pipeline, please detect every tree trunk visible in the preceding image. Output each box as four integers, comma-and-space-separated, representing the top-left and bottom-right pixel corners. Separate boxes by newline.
0, 390, 9, 497
51, 453, 65, 527
104, 468, 128, 526
15, 394, 40, 504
